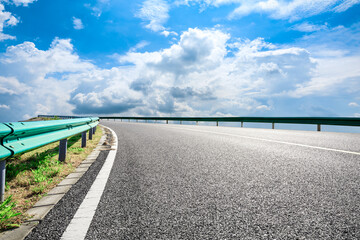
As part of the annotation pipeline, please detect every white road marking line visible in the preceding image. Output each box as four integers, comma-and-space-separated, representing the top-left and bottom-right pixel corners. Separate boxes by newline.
163, 125, 360, 156
61, 126, 118, 240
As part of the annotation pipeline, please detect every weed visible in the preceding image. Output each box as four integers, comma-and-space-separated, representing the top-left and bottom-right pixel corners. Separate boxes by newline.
68, 147, 84, 154
0, 195, 21, 230
31, 184, 46, 195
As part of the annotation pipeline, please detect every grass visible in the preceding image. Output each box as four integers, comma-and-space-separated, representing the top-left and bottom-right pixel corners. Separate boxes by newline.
1, 126, 102, 232
0, 195, 21, 230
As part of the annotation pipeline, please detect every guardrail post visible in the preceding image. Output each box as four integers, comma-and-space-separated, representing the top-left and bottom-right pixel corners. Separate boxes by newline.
180, 120, 182, 125
121, 119, 122, 122
241, 122, 243, 127
166, 120, 168, 124
59, 139, 67, 162
136, 120, 138, 123
81, 131, 87, 148
89, 128, 93, 140
93, 126, 96, 134
317, 124, 321, 132
196, 121, 198, 125
0, 160, 5, 202
216, 121, 218, 126
272, 122, 275, 129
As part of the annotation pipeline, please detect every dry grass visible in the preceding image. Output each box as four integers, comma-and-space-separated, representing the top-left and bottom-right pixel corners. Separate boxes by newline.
2, 126, 102, 231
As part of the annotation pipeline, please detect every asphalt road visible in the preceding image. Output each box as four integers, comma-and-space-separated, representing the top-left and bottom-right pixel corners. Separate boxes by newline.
84, 122, 360, 239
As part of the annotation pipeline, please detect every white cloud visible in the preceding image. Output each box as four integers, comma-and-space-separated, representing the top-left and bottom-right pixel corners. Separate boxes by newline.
129, 41, 150, 52
1, 27, 359, 121
2, 38, 94, 78
10, 0, 37, 7
286, 24, 360, 102
0, 104, 10, 109
291, 22, 328, 32
0, 76, 30, 94
333, 0, 360, 12
0, 38, 96, 121
229, 0, 341, 21
289, 56, 360, 97
136, 0, 170, 32
349, 102, 359, 107
0, 0, 37, 41
161, 30, 178, 37
73, 28, 318, 116
298, 23, 360, 57
0, 3, 19, 41
72, 17, 84, 30
85, 0, 110, 17
175, 0, 360, 21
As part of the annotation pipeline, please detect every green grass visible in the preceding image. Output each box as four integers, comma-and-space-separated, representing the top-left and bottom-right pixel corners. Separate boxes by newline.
1, 127, 102, 232
0, 195, 21, 230
5, 134, 81, 184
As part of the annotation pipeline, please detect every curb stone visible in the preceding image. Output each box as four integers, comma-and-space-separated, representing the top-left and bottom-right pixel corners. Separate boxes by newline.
0, 125, 109, 240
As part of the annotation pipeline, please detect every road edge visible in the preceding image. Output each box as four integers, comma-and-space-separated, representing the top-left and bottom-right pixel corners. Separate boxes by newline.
0, 125, 108, 240
60, 126, 118, 240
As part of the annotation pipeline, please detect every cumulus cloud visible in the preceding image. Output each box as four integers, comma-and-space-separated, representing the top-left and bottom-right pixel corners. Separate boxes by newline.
1, 27, 359, 121
136, 0, 170, 32
68, 27, 360, 117
0, 76, 30, 95
72, 28, 316, 116
0, 3, 19, 40
0, 0, 37, 41
72, 17, 84, 30
0, 38, 95, 121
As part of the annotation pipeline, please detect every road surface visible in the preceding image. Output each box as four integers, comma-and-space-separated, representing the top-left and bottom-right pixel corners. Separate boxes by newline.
28, 122, 360, 239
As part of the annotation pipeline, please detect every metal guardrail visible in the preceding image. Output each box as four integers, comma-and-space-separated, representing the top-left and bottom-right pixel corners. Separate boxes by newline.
0, 117, 99, 202
100, 116, 360, 131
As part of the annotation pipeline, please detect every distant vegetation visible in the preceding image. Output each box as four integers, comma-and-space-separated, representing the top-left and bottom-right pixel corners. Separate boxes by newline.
21, 116, 60, 122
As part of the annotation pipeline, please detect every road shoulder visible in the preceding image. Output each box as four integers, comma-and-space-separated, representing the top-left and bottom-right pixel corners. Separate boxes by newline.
0, 125, 113, 240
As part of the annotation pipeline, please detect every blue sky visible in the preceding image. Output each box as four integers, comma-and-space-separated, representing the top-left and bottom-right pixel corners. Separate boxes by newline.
0, 0, 360, 123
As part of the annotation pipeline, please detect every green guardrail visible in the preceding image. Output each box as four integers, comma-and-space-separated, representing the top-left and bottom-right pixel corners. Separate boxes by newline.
99, 116, 360, 130
0, 117, 99, 202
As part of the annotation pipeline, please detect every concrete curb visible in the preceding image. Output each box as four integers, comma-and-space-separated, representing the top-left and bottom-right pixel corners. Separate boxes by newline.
0, 125, 109, 240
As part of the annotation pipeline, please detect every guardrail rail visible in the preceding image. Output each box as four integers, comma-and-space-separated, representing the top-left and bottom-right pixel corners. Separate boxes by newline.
99, 116, 360, 131
0, 117, 99, 202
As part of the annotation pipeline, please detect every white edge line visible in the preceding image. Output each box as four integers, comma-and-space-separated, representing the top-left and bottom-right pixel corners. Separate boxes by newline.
61, 126, 118, 240
161, 125, 360, 156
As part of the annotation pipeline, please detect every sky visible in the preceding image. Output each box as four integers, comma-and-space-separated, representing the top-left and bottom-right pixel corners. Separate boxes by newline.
0, 0, 360, 123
